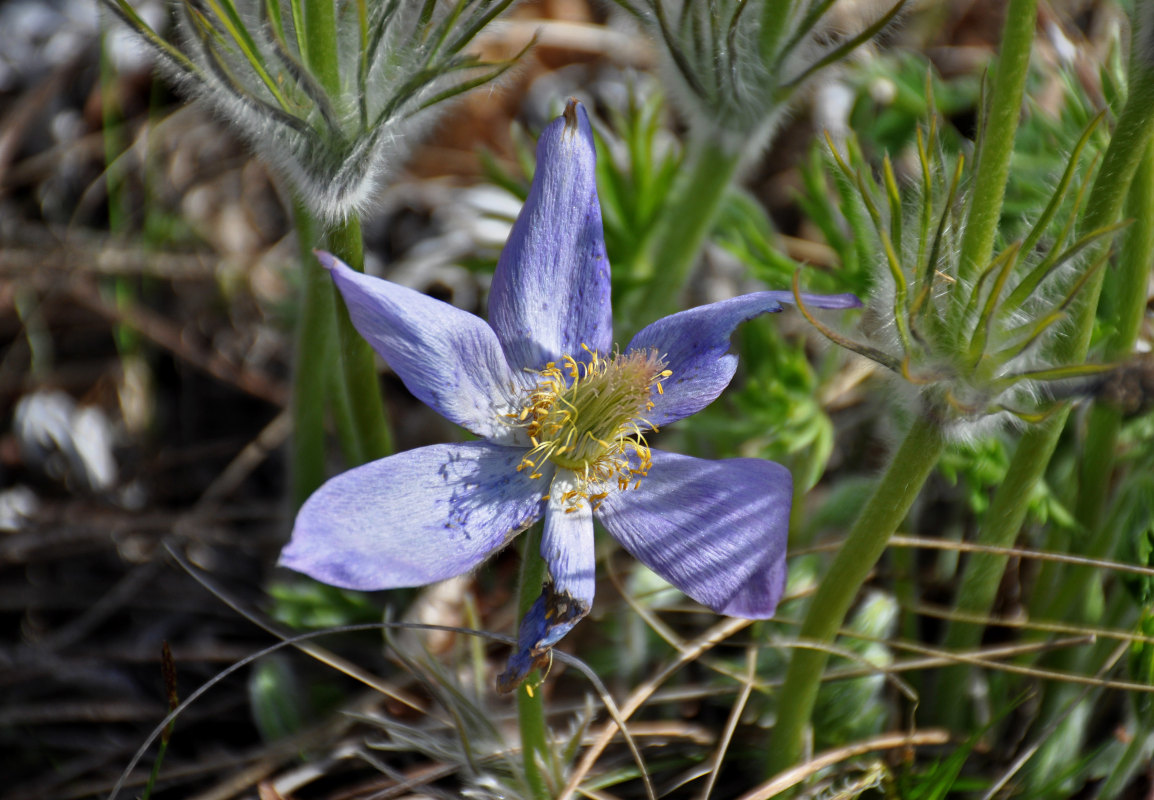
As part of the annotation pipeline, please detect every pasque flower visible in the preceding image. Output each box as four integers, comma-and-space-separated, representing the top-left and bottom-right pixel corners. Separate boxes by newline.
280, 100, 859, 690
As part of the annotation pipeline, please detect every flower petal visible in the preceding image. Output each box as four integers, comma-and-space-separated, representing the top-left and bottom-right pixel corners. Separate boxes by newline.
497, 472, 595, 693
628, 290, 860, 427
488, 100, 612, 371
540, 472, 597, 615
281, 442, 550, 590
320, 251, 525, 443
595, 449, 792, 618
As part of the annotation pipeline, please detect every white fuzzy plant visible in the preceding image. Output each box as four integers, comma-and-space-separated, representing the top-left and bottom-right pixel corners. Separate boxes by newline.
797, 104, 1121, 439
611, 0, 908, 156
101, 0, 521, 223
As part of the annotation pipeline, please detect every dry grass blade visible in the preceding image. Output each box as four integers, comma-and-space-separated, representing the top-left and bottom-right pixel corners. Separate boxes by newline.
167, 544, 428, 714
699, 647, 758, 800
557, 616, 752, 800
738, 730, 951, 800
888, 534, 1154, 578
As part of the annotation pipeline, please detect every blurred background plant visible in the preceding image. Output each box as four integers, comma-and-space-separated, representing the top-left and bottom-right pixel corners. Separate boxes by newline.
6, 1, 1154, 798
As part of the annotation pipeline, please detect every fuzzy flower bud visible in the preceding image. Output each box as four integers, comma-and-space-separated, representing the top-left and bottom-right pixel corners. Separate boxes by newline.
102, 0, 518, 222
614, 0, 905, 152
798, 110, 1117, 437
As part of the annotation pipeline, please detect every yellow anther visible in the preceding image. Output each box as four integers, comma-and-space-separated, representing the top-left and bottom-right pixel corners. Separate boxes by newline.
506, 346, 672, 504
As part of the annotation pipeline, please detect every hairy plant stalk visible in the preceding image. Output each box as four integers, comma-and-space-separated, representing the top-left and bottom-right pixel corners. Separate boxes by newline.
768, 0, 1041, 773
954, 0, 1037, 289
1074, 140, 1154, 535
285, 0, 391, 500
515, 524, 553, 800
767, 415, 945, 776
326, 217, 394, 464
289, 197, 335, 507
939, 12, 1154, 730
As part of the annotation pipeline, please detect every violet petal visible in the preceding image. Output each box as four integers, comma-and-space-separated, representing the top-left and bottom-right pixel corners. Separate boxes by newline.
497, 473, 595, 692
596, 449, 792, 618
628, 290, 860, 427
488, 100, 612, 371
320, 251, 526, 444
280, 442, 550, 590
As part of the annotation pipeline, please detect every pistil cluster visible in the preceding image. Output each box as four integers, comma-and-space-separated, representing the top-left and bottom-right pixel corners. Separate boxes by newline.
512, 346, 671, 511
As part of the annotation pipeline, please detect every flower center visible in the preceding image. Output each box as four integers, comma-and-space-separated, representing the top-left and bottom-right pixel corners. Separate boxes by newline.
512, 346, 671, 506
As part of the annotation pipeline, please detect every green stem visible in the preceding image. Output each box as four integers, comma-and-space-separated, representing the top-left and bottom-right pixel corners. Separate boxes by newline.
627, 140, 742, 328
303, 0, 340, 96
288, 198, 335, 507
515, 525, 552, 800
767, 415, 945, 777
326, 217, 394, 463
758, 0, 804, 67
955, 0, 1037, 289
935, 419, 1064, 727
1074, 139, 1154, 534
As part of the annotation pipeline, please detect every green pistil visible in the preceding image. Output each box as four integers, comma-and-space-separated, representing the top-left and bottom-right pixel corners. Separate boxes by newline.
517, 347, 669, 487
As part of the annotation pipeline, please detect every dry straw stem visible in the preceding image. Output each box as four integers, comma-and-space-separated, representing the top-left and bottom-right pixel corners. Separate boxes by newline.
740, 729, 951, 800
558, 616, 752, 800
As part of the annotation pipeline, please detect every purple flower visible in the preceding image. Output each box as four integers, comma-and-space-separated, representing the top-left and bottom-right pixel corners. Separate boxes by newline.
280, 100, 859, 691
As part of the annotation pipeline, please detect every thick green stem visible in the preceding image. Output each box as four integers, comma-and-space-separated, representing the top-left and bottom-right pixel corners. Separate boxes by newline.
767, 415, 945, 777
326, 217, 393, 463
627, 140, 742, 328
514, 525, 552, 800
289, 198, 335, 507
935, 420, 1064, 726
1074, 139, 1154, 535
955, 0, 1037, 289
928, 3, 1039, 702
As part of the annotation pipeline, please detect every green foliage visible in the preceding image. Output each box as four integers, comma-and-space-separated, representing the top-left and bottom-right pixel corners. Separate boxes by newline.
593, 90, 682, 310
843, 52, 977, 159
268, 579, 383, 629
938, 434, 1077, 527
811, 592, 896, 749
248, 655, 306, 742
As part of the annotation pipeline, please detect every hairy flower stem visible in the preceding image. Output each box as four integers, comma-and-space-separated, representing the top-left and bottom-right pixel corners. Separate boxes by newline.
326, 217, 394, 464
938, 21, 1154, 730
286, 0, 390, 475
954, 0, 1037, 291
289, 197, 335, 507
628, 141, 741, 326
769, 0, 1036, 766
767, 415, 945, 778
303, 0, 339, 96
1074, 140, 1154, 536
515, 524, 553, 800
